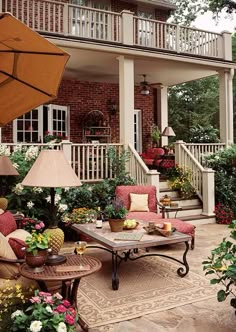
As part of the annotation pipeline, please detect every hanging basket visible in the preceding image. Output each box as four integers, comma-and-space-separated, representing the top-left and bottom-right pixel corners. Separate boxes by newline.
108, 219, 125, 232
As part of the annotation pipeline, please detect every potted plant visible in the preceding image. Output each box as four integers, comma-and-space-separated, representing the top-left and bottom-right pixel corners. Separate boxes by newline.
25, 231, 50, 272
150, 124, 161, 147
105, 198, 128, 232
10, 289, 79, 331
202, 220, 236, 314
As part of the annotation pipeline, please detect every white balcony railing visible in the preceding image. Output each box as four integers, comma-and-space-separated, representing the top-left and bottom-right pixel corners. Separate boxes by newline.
185, 143, 226, 165
2, 0, 229, 60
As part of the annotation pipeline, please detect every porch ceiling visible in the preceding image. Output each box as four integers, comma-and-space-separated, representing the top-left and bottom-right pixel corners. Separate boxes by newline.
62, 46, 221, 87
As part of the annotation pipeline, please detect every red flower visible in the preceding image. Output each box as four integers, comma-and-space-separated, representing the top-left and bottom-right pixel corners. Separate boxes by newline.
62, 299, 71, 308
65, 314, 75, 325
68, 307, 77, 317
55, 305, 67, 313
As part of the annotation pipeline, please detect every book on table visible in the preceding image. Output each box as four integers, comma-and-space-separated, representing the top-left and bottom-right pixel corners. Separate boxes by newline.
114, 233, 143, 241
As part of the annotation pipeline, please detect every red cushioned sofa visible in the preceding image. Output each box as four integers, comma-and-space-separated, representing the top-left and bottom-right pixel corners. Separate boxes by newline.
140, 148, 165, 168
115, 185, 195, 249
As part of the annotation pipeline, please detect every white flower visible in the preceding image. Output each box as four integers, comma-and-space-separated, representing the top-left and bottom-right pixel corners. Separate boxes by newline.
27, 201, 34, 209
33, 187, 43, 193
13, 183, 24, 194
29, 320, 42, 332
55, 194, 61, 204
25, 146, 39, 161
0, 145, 10, 156
11, 310, 23, 319
45, 305, 53, 313
58, 204, 68, 212
46, 196, 51, 203
12, 162, 19, 169
57, 322, 67, 332
13, 144, 23, 153
214, 156, 220, 160
64, 187, 70, 192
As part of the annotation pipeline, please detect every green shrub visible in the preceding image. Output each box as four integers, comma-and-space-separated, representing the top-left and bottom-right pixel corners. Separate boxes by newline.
189, 124, 220, 143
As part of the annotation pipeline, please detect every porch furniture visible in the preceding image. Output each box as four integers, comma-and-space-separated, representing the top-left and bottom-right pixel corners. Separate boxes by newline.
115, 185, 195, 249
72, 222, 191, 290
140, 148, 165, 168
20, 254, 102, 332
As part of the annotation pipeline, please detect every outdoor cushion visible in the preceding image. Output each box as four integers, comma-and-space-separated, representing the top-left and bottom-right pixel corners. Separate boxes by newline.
0, 232, 19, 279
116, 185, 157, 213
0, 211, 17, 236
129, 193, 149, 212
8, 238, 26, 259
6, 229, 31, 242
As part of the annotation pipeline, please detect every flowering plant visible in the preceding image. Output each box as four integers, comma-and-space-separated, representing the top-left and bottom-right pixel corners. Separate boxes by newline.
10, 290, 79, 332
167, 165, 195, 199
62, 207, 97, 224
105, 198, 127, 219
25, 231, 50, 256
214, 202, 233, 225
22, 217, 45, 233
43, 132, 68, 143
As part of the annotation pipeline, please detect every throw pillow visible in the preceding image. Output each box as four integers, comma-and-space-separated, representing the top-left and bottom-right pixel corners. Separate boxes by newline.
0, 232, 19, 279
0, 211, 17, 236
5, 229, 31, 242
8, 238, 26, 259
129, 193, 149, 212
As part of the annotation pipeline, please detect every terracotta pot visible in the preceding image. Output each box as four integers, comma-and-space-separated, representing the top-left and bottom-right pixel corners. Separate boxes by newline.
25, 250, 48, 272
108, 219, 124, 232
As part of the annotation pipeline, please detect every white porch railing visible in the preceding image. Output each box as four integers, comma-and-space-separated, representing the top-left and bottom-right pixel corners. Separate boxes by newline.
1, 142, 61, 153
127, 144, 159, 187
2, 0, 229, 60
185, 143, 226, 165
175, 141, 215, 216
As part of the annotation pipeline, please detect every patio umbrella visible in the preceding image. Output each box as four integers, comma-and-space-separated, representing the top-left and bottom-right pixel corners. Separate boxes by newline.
0, 13, 70, 126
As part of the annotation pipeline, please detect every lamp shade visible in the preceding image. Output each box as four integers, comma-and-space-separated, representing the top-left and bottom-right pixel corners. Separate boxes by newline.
22, 150, 81, 187
162, 126, 176, 137
0, 156, 19, 176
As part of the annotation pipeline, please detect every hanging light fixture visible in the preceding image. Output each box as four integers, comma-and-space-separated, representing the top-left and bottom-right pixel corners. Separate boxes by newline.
140, 74, 150, 96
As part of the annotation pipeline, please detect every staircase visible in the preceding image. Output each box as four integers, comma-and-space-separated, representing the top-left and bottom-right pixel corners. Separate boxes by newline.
159, 178, 216, 226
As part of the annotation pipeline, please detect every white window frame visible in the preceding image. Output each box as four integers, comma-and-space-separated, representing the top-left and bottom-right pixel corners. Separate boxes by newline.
13, 104, 69, 143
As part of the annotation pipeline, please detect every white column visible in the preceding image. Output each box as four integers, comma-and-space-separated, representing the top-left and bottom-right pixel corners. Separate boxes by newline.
219, 69, 234, 145
202, 168, 215, 216
118, 56, 134, 146
121, 10, 134, 45
159, 86, 168, 146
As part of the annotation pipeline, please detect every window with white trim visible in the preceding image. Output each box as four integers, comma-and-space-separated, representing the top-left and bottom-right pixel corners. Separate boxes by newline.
13, 105, 68, 143
137, 6, 155, 46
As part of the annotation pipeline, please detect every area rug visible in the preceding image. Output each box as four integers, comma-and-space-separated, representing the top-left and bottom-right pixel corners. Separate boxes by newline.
76, 249, 215, 328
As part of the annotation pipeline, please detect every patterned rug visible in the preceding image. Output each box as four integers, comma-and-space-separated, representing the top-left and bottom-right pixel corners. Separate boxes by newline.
76, 249, 215, 328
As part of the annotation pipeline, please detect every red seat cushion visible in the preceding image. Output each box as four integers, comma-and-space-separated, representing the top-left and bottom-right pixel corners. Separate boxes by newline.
0, 211, 17, 236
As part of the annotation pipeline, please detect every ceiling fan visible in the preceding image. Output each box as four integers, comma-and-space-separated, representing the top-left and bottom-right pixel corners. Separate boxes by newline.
140, 74, 150, 95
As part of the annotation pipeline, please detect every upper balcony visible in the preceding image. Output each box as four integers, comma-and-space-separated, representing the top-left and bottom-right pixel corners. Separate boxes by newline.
1, 0, 232, 62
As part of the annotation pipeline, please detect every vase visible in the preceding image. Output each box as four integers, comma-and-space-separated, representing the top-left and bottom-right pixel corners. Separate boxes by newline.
108, 219, 125, 232
44, 226, 64, 255
25, 250, 48, 273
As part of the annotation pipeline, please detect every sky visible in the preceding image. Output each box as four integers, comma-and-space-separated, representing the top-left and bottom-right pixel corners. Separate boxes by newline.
193, 11, 235, 33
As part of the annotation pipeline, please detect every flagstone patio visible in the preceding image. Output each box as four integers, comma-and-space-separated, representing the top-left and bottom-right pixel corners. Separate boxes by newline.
68, 223, 235, 332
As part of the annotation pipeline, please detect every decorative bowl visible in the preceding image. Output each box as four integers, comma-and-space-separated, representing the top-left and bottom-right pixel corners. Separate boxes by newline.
123, 221, 139, 230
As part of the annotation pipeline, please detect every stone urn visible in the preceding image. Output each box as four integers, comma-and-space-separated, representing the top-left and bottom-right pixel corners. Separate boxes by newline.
25, 250, 48, 273
108, 219, 125, 232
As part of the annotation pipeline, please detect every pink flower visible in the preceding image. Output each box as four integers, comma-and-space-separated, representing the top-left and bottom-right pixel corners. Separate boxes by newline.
30, 296, 41, 304
35, 224, 41, 230
55, 305, 67, 313
44, 296, 54, 304
39, 222, 45, 228
65, 314, 75, 325
39, 291, 51, 297
62, 300, 71, 308
68, 307, 77, 317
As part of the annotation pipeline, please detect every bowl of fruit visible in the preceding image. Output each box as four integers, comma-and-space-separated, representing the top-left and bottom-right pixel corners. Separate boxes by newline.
123, 219, 139, 230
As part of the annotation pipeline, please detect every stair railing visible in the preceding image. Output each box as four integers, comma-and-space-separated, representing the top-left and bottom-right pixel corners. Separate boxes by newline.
175, 141, 215, 216
185, 143, 226, 165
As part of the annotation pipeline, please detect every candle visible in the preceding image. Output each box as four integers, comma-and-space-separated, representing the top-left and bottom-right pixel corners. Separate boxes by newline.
163, 222, 172, 231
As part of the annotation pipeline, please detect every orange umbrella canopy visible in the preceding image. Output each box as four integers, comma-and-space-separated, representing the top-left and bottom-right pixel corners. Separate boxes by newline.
0, 13, 70, 126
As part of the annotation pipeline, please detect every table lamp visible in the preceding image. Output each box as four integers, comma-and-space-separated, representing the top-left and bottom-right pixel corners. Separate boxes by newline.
0, 155, 19, 196
162, 126, 176, 137
22, 150, 81, 264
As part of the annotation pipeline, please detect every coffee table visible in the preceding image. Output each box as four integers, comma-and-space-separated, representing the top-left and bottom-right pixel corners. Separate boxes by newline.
72, 222, 191, 290
20, 254, 102, 331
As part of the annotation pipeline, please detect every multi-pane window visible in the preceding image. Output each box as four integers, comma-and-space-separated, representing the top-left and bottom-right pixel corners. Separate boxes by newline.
70, 0, 110, 40
137, 7, 155, 46
13, 105, 68, 143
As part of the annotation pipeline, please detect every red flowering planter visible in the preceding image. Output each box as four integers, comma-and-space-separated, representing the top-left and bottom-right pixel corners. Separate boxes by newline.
214, 203, 233, 225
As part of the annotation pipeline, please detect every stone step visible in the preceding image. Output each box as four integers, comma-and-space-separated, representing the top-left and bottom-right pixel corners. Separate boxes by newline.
165, 205, 203, 218
180, 214, 216, 225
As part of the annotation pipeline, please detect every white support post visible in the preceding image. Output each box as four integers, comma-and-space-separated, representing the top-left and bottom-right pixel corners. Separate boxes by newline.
121, 10, 134, 45
63, 3, 69, 36
118, 56, 134, 146
159, 86, 168, 147
222, 31, 232, 61
146, 169, 160, 206
174, 140, 185, 165
61, 140, 72, 164
202, 168, 215, 216
219, 69, 234, 145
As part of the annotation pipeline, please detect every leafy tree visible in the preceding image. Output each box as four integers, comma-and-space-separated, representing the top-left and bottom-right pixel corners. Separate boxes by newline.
168, 76, 219, 142
169, 0, 208, 25
207, 0, 236, 14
